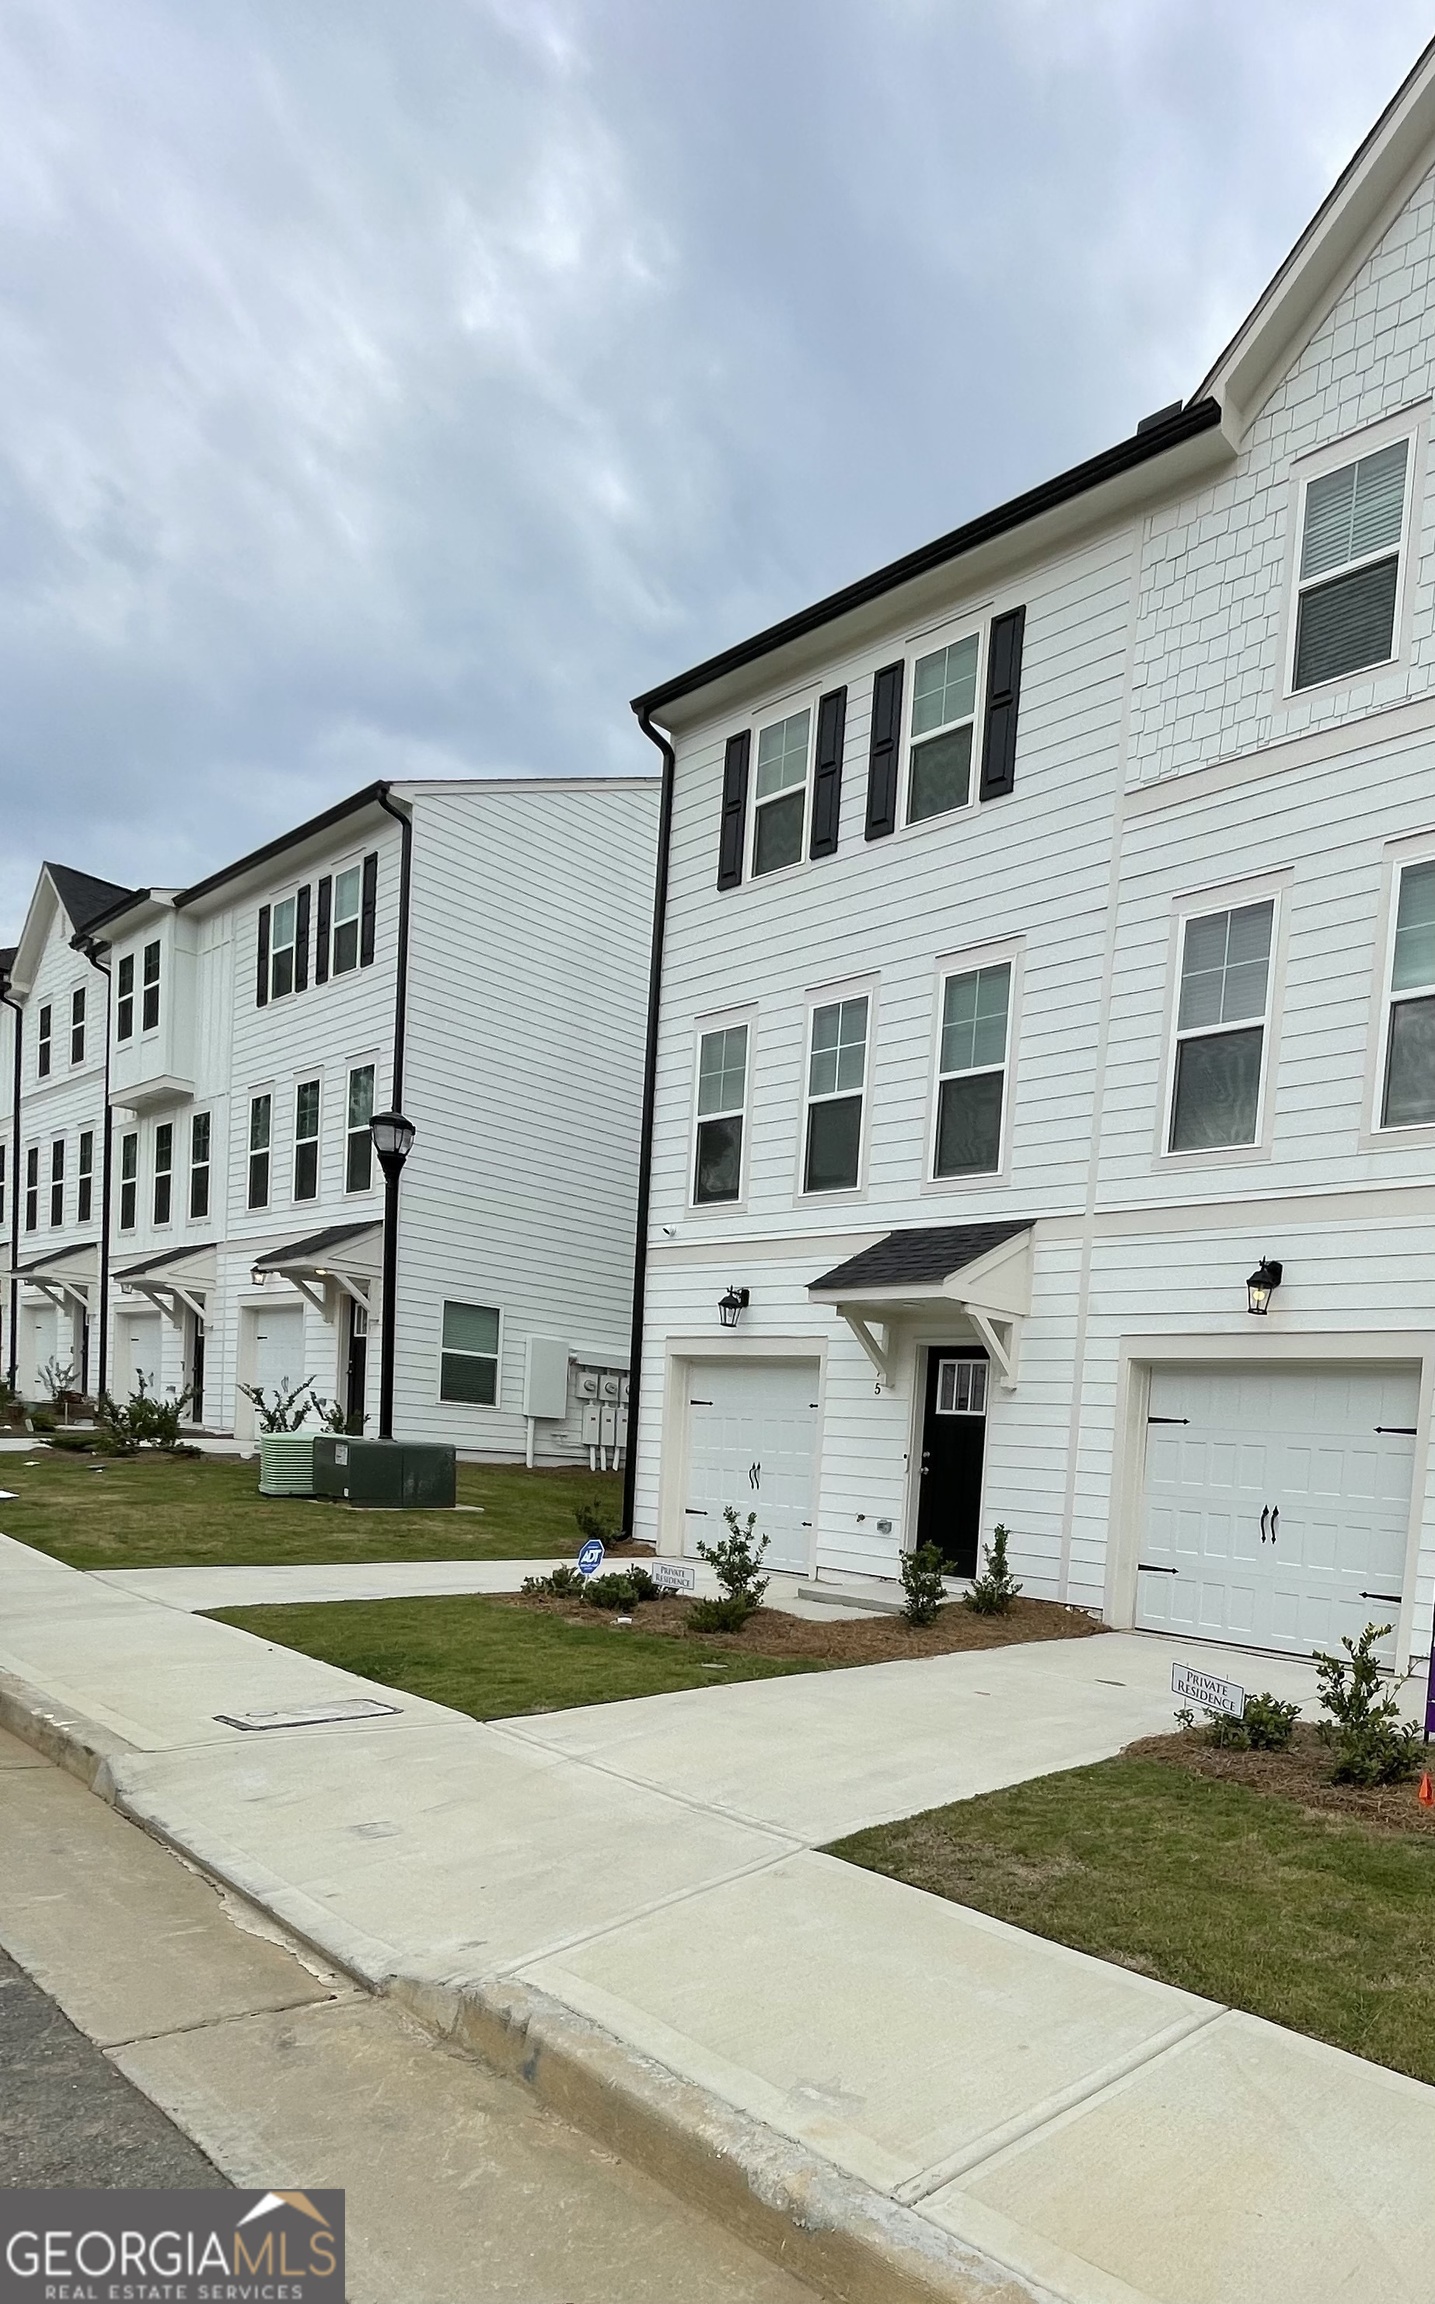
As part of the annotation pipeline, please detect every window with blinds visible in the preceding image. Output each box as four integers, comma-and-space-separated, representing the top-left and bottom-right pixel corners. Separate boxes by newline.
1292, 438, 1409, 691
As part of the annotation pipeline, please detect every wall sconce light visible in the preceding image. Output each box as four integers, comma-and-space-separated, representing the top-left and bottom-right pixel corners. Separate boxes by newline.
250, 1266, 267, 1288
1246, 1258, 1283, 1315
718, 1286, 750, 1329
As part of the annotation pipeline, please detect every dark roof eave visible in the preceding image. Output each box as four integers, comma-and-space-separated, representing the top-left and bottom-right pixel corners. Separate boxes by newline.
632, 398, 1224, 720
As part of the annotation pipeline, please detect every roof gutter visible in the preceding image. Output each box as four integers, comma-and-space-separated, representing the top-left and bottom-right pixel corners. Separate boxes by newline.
620, 706, 677, 1541
632, 398, 1224, 719
76, 939, 114, 1404
0, 968, 20, 1392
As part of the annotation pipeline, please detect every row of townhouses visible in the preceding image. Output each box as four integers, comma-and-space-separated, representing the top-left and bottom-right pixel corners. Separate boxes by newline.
8, 46, 1435, 1689
1, 778, 658, 1459
620, 44, 1435, 1681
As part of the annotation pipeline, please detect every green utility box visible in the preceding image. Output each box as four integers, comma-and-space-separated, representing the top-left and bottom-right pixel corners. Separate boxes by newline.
312, 1436, 457, 1510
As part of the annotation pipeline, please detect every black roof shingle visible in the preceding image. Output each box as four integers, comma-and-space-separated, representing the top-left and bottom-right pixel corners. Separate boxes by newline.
809, 1219, 1033, 1296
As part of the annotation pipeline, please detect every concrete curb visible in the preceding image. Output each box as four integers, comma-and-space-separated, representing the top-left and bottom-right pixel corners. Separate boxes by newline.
0, 1673, 1060, 2304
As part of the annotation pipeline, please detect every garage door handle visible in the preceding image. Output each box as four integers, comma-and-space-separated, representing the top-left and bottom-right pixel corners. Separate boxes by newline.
684, 1508, 708, 1516
1138, 1563, 1178, 1575
1269, 1506, 1278, 1546
1260, 1506, 1270, 1544
1360, 1590, 1403, 1602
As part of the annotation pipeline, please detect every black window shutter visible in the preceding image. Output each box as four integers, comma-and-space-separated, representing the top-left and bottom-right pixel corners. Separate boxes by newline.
295, 884, 311, 992
717, 731, 750, 890
314, 876, 332, 985
865, 662, 904, 840
808, 687, 847, 858
979, 605, 1026, 801
359, 851, 379, 966
256, 905, 271, 1008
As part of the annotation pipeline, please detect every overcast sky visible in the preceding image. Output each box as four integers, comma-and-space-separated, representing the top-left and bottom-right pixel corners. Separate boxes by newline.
2, 1, 1432, 939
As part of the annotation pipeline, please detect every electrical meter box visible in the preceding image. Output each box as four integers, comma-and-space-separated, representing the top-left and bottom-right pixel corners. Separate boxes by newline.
576, 1370, 600, 1400
312, 1436, 457, 1510
600, 1373, 622, 1402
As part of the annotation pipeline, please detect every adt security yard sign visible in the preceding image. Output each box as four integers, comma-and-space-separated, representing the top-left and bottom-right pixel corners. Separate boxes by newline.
577, 1538, 606, 1579
1172, 1660, 1246, 1720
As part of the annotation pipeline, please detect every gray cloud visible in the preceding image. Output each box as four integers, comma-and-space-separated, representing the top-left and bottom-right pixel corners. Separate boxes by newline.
0, 0, 1430, 934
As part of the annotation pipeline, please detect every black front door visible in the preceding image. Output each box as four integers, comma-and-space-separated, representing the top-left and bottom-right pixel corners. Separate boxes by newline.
346, 1303, 369, 1432
914, 1347, 988, 1576
190, 1318, 205, 1424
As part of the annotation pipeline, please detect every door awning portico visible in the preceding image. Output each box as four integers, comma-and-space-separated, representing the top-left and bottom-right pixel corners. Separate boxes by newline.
249, 1221, 382, 1318
11, 1241, 99, 1314
115, 1242, 218, 1325
808, 1219, 1035, 1388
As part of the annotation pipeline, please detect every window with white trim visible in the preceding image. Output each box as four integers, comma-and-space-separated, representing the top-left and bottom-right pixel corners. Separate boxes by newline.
332, 867, 362, 974
933, 962, 1010, 1177
152, 1122, 173, 1225
803, 996, 868, 1193
1293, 438, 1409, 691
345, 1065, 374, 1191
78, 1130, 94, 1225
247, 1094, 271, 1210
116, 954, 134, 1041
37, 1005, 51, 1079
24, 1146, 38, 1232
935, 1356, 988, 1415
693, 1023, 748, 1205
439, 1301, 500, 1405
141, 940, 161, 1032
70, 987, 85, 1066
1167, 900, 1274, 1152
118, 1133, 137, 1231
0, 1144, 6, 1230
49, 1137, 64, 1228
189, 1112, 210, 1219
752, 709, 811, 876
1380, 859, 1435, 1127
270, 899, 297, 1001
908, 632, 980, 824
293, 1079, 320, 1201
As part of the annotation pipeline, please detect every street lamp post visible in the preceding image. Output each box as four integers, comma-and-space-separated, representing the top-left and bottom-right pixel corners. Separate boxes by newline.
369, 1109, 416, 1442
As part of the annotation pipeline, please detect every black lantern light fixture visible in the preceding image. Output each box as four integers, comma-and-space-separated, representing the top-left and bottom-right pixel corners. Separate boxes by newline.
370, 1108, 416, 1438
1246, 1257, 1283, 1316
717, 1286, 750, 1329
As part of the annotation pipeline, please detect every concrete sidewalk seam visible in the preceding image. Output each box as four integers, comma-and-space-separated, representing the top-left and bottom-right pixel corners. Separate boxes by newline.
491, 1715, 811, 1843
890, 2004, 1228, 2203
99, 1989, 356, 2053
485, 1844, 804, 1982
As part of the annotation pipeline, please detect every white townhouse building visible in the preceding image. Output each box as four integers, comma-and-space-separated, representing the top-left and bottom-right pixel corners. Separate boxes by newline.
4, 776, 658, 1458
623, 43, 1435, 1678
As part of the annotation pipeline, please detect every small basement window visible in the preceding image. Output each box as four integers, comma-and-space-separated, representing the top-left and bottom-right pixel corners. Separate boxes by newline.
440, 1302, 500, 1405
1293, 438, 1409, 691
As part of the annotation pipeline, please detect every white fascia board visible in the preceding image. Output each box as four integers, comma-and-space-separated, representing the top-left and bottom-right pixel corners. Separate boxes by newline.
941, 1228, 1034, 1320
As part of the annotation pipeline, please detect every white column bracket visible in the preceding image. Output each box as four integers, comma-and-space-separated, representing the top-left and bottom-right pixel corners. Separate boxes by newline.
837, 1307, 892, 1386
967, 1308, 1021, 1390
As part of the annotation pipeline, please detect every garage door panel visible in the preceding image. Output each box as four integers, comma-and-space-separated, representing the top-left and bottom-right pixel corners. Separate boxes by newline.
1138, 1362, 1417, 1662
684, 1360, 818, 1577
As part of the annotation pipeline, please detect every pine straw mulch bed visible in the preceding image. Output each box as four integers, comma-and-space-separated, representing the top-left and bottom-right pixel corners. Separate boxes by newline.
1126, 1721, 1435, 1838
497, 1589, 1102, 1665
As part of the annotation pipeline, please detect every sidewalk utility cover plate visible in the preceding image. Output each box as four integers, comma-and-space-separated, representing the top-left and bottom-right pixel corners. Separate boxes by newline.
215, 1696, 402, 1731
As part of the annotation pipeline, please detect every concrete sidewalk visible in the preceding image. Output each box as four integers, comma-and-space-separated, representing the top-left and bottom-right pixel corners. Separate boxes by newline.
1, 1529, 1431, 2304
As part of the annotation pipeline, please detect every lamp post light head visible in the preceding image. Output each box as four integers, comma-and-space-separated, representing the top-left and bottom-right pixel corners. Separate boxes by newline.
717, 1286, 750, 1329
1246, 1257, 1283, 1315
370, 1109, 416, 1179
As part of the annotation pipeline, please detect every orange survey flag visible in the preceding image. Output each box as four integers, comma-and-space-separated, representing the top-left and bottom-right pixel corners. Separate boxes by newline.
1419, 1772, 1434, 1809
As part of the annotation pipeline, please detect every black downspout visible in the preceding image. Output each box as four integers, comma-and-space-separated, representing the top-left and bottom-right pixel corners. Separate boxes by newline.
0, 971, 21, 1394
77, 940, 113, 1404
373, 788, 412, 1442
621, 707, 677, 1539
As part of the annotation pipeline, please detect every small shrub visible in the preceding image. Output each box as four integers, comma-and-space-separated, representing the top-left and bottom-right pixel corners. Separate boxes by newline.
901, 1542, 947, 1627
312, 1395, 363, 1435
37, 1356, 76, 1407
582, 1572, 645, 1611
687, 1595, 752, 1634
29, 1407, 58, 1433
626, 1566, 659, 1603
45, 1431, 95, 1454
964, 1524, 1022, 1615
1242, 1691, 1301, 1750
522, 1563, 586, 1598
696, 1507, 769, 1615
98, 1377, 193, 1454
575, 1499, 622, 1548
1314, 1622, 1421, 1787
240, 1379, 319, 1434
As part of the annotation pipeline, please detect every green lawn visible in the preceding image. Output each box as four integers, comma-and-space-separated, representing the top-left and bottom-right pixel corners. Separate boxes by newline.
206, 1593, 820, 1718
829, 1758, 1435, 2085
0, 1449, 622, 1569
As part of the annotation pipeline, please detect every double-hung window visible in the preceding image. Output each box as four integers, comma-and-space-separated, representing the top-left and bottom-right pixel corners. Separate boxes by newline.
332, 868, 362, 974
24, 1147, 38, 1232
189, 1113, 211, 1218
1167, 901, 1274, 1152
933, 963, 1011, 1176
116, 954, 135, 1041
908, 632, 980, 824
37, 1005, 51, 1079
118, 1133, 138, 1231
752, 710, 811, 877
77, 1131, 94, 1224
141, 941, 161, 1031
1293, 438, 1409, 691
293, 1079, 320, 1200
346, 1065, 375, 1191
0, 1145, 6, 1229
70, 987, 85, 1066
270, 899, 297, 1000
153, 1123, 173, 1224
803, 997, 868, 1193
247, 1095, 271, 1210
693, 1024, 748, 1205
49, 1138, 64, 1227
1380, 860, 1435, 1126
439, 1302, 500, 1405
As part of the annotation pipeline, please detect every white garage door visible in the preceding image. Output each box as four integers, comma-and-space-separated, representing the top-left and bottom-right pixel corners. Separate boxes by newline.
684, 1361, 819, 1576
253, 1306, 309, 1396
1137, 1363, 1418, 1663
121, 1314, 162, 1396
